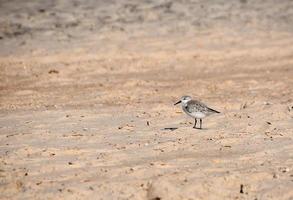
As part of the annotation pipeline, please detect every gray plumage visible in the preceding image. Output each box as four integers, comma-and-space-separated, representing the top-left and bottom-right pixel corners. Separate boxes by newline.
174, 96, 220, 129
185, 100, 220, 115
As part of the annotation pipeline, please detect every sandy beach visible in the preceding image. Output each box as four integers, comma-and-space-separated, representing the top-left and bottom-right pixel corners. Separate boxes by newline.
1, 0, 293, 199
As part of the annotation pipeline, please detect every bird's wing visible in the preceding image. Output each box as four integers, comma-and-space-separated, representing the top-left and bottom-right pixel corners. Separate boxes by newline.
186, 100, 208, 113
186, 100, 220, 113
207, 107, 220, 113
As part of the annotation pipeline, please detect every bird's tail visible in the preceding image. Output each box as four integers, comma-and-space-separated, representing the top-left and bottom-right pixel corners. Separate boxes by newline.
208, 107, 220, 113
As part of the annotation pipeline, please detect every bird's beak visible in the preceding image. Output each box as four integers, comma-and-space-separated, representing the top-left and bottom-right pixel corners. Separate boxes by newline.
174, 100, 181, 105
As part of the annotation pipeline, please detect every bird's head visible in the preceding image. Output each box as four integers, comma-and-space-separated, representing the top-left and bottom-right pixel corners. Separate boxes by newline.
174, 95, 192, 106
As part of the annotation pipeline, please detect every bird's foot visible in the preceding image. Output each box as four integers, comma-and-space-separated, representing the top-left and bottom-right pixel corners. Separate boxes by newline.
193, 126, 201, 129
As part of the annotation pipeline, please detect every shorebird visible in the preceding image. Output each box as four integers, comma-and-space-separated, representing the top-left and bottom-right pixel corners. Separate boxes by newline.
174, 95, 220, 129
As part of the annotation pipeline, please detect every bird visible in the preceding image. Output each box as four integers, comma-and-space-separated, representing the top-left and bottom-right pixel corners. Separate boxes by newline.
174, 95, 220, 129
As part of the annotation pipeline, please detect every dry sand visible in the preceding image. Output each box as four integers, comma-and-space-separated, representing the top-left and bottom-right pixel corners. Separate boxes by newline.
0, 0, 293, 199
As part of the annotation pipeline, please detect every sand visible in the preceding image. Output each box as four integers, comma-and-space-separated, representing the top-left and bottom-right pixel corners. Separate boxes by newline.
1, 0, 293, 199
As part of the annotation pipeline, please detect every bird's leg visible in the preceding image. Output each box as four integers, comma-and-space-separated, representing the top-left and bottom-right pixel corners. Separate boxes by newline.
193, 118, 197, 129
199, 119, 202, 129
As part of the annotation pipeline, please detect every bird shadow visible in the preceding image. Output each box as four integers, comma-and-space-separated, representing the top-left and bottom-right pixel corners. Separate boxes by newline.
161, 127, 178, 131
161, 127, 208, 131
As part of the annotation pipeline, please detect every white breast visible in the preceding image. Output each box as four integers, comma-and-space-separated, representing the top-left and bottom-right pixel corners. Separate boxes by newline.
193, 112, 206, 119
182, 106, 206, 119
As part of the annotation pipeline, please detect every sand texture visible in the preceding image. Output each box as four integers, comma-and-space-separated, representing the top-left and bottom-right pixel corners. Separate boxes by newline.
1, 0, 293, 199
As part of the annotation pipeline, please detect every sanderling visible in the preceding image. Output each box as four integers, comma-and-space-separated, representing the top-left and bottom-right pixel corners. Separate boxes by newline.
174, 95, 220, 129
